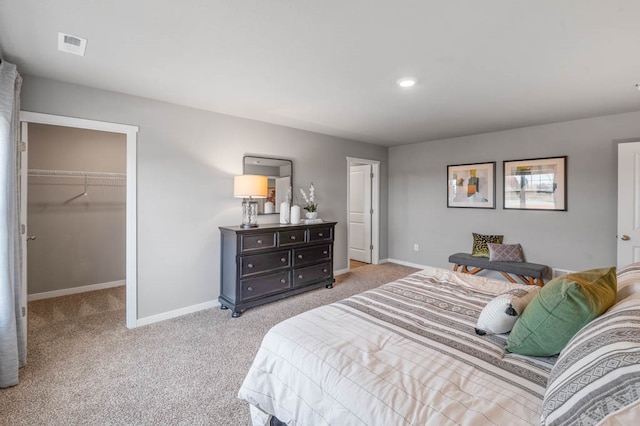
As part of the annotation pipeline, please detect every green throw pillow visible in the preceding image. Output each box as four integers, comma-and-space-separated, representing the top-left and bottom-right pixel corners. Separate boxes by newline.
471, 233, 503, 257
505, 267, 617, 356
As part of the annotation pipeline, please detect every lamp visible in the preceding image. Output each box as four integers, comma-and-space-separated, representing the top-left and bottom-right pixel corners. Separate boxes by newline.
234, 175, 268, 228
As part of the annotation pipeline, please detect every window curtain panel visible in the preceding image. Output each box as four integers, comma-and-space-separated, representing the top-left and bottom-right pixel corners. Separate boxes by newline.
0, 59, 25, 388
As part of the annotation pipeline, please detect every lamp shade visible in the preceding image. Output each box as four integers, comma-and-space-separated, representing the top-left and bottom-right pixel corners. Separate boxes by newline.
234, 175, 268, 198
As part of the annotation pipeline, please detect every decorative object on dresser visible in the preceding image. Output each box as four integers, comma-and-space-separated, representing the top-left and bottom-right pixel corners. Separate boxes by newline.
233, 175, 268, 228
290, 204, 301, 224
219, 221, 337, 317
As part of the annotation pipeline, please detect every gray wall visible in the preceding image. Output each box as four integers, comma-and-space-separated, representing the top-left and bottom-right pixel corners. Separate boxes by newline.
389, 111, 640, 275
27, 124, 126, 294
20, 75, 389, 319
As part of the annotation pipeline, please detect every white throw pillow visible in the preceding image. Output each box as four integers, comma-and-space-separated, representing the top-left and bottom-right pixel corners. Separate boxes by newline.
475, 287, 539, 335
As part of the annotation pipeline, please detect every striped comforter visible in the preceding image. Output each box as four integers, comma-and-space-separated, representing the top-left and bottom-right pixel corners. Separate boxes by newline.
238, 267, 556, 425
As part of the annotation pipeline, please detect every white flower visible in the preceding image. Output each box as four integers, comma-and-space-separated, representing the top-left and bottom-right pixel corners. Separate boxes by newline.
300, 182, 318, 212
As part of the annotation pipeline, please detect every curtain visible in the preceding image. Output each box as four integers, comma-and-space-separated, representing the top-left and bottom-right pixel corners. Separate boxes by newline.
0, 59, 25, 388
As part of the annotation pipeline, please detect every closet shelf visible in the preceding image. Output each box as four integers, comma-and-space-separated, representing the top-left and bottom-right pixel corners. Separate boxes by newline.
28, 169, 126, 179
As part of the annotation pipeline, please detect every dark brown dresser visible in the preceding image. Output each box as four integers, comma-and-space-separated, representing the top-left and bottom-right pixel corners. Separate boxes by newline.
219, 221, 337, 317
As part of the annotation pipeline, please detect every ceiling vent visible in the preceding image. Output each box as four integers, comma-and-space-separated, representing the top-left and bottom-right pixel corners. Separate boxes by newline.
57, 32, 87, 56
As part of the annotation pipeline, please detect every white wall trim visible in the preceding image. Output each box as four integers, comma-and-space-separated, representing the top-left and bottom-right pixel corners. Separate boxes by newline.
28, 280, 125, 301
136, 300, 219, 327
385, 258, 429, 270
19, 111, 138, 134
346, 157, 380, 272
334, 267, 349, 276
20, 111, 139, 328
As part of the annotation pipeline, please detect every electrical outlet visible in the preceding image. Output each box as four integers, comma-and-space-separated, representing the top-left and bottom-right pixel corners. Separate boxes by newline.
413, 243, 419, 251
552, 268, 573, 278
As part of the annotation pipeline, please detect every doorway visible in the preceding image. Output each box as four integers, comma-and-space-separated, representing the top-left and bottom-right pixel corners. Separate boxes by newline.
347, 157, 380, 270
20, 112, 138, 328
617, 141, 640, 267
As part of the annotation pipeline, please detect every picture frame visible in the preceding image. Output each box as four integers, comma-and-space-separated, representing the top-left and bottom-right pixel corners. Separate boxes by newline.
447, 162, 496, 209
503, 156, 567, 211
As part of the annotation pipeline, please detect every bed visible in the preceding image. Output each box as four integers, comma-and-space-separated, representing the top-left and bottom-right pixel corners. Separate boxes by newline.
238, 265, 640, 425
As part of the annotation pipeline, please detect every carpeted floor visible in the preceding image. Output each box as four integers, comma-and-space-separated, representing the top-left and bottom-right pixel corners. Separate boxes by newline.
0, 262, 418, 426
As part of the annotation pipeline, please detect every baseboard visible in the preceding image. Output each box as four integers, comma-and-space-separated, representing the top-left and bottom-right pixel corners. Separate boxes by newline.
28, 279, 126, 301
334, 268, 349, 276
385, 258, 430, 270
136, 300, 220, 327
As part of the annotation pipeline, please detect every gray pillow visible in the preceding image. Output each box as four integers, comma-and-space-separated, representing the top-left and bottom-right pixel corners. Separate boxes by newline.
487, 243, 524, 262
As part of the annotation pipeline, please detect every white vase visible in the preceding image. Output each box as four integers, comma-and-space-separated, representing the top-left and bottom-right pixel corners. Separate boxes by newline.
280, 202, 290, 224
290, 205, 301, 224
305, 211, 318, 220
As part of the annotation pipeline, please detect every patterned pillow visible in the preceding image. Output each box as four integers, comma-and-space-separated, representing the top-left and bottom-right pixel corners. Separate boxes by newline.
541, 293, 640, 425
475, 286, 539, 335
487, 243, 524, 262
471, 233, 503, 257
617, 262, 640, 289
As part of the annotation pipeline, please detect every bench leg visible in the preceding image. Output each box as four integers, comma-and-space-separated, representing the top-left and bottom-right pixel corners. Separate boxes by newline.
500, 272, 518, 284
452, 261, 545, 286
457, 265, 483, 275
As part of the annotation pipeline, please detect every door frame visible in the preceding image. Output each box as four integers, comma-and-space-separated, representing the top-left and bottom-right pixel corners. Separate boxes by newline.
20, 111, 139, 328
617, 140, 640, 267
346, 157, 380, 269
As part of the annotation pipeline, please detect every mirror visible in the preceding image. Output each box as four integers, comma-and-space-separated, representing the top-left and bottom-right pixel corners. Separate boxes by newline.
243, 156, 292, 215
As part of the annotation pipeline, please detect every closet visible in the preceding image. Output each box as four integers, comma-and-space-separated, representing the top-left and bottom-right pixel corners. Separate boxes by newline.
26, 124, 126, 299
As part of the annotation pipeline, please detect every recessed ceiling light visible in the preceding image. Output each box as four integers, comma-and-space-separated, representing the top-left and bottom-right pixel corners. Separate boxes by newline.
397, 78, 417, 88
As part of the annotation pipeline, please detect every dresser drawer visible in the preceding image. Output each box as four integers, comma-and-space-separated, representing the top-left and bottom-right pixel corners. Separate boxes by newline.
241, 271, 291, 301
309, 226, 333, 242
240, 232, 276, 252
293, 245, 331, 267
278, 229, 306, 246
293, 262, 332, 287
240, 250, 290, 277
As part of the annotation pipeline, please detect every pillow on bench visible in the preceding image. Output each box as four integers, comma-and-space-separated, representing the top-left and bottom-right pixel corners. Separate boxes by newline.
487, 243, 524, 262
471, 233, 503, 257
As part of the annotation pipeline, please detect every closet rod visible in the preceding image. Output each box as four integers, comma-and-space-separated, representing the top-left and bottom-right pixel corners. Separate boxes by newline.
28, 169, 126, 179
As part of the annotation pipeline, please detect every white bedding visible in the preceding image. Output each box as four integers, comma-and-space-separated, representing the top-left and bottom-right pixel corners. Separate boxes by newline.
238, 267, 556, 425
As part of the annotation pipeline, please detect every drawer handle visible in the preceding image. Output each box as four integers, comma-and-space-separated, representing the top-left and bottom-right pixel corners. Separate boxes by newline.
280, 278, 286, 284
323, 250, 328, 255
247, 286, 253, 291
318, 232, 323, 237
323, 269, 328, 273
290, 235, 296, 240
247, 263, 254, 269
257, 239, 263, 244
281, 257, 287, 263
298, 274, 303, 279
297, 254, 303, 259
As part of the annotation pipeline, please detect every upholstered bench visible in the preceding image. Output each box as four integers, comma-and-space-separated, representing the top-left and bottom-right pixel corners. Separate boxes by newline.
448, 252, 549, 286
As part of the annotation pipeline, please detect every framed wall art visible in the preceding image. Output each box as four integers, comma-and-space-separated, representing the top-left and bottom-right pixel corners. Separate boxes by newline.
503, 156, 567, 211
447, 162, 496, 209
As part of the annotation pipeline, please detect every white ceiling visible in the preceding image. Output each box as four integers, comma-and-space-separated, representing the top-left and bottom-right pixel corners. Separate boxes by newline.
2, 1, 640, 146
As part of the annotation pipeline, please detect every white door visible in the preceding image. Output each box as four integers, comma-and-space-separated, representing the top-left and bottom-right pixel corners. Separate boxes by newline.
349, 164, 372, 263
618, 141, 640, 267
19, 122, 28, 320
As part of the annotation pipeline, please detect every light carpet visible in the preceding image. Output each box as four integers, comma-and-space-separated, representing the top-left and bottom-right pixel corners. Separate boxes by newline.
0, 262, 418, 425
